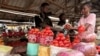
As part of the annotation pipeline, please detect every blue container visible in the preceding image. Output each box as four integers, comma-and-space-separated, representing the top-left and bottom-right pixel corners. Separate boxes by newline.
27, 43, 39, 56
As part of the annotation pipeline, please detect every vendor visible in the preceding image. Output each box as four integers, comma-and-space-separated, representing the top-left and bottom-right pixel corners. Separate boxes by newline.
78, 2, 96, 42
35, 3, 53, 29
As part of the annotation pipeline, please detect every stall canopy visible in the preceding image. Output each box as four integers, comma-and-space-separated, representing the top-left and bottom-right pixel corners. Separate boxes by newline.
0, 0, 100, 26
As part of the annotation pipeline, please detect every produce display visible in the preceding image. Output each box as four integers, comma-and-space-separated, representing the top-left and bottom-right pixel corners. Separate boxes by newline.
40, 26, 54, 46
51, 33, 71, 48
0, 24, 99, 56
28, 28, 40, 43
2, 31, 25, 38
26, 25, 99, 56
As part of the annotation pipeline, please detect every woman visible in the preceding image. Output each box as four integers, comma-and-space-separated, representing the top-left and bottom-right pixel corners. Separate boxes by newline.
78, 2, 96, 42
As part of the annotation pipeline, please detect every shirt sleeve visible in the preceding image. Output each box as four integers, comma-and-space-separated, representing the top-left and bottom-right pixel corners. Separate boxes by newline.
86, 13, 96, 25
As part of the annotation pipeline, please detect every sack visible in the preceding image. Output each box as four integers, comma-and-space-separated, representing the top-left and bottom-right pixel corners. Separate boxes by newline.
0, 45, 13, 56
50, 45, 71, 56
73, 42, 97, 56
38, 46, 50, 56
27, 43, 39, 56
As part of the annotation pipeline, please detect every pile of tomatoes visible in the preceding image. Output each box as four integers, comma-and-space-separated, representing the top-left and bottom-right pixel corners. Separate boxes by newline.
51, 33, 81, 48
28, 28, 40, 43
51, 33, 72, 48
40, 26, 54, 45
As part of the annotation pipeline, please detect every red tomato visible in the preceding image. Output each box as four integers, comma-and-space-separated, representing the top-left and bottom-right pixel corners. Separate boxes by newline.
57, 33, 64, 37
59, 41, 63, 44
78, 25, 85, 33
63, 40, 70, 44
53, 40, 58, 44
60, 37, 65, 41
59, 43, 64, 47
73, 39, 80, 43
48, 32, 54, 36
98, 49, 100, 52
68, 44, 72, 48
56, 37, 61, 41
59, 41, 64, 47
54, 42, 59, 46
64, 43, 70, 47
96, 46, 99, 49
96, 46, 100, 49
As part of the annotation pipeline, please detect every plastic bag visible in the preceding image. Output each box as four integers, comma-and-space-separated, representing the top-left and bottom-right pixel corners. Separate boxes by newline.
0, 45, 13, 56
50, 45, 71, 56
73, 42, 97, 56
79, 33, 96, 42
38, 45, 50, 56
57, 50, 84, 56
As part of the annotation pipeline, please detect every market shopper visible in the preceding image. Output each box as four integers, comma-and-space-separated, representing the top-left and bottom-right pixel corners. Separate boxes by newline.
78, 2, 96, 42
35, 3, 53, 29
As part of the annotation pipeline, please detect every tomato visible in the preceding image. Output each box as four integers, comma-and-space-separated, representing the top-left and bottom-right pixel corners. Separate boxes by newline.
68, 45, 72, 48
96, 46, 99, 49
73, 39, 80, 43
54, 42, 59, 46
48, 32, 54, 36
53, 40, 58, 44
59, 41, 63, 44
59, 43, 64, 47
56, 37, 61, 41
63, 40, 70, 44
64, 43, 70, 47
58, 33, 64, 37
60, 37, 65, 41
78, 25, 85, 33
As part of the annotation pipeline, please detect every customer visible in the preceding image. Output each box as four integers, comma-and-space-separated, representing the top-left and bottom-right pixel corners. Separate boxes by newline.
58, 13, 66, 26
35, 3, 53, 29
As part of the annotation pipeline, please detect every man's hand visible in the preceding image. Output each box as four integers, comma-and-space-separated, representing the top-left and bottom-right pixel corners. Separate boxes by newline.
64, 24, 72, 30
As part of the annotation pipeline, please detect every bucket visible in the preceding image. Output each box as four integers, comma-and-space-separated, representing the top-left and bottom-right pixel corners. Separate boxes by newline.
27, 43, 39, 56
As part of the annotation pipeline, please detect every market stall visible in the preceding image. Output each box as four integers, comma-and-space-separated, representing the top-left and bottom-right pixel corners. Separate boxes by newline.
0, 0, 100, 56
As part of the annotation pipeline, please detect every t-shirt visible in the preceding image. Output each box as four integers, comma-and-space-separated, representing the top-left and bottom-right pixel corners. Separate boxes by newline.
78, 13, 96, 39
78, 13, 96, 33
